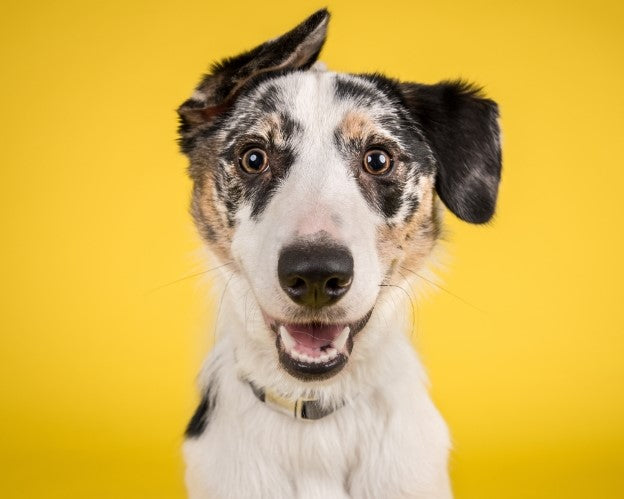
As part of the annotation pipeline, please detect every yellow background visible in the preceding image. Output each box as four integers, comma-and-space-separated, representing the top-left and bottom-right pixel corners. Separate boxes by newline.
1, 0, 623, 497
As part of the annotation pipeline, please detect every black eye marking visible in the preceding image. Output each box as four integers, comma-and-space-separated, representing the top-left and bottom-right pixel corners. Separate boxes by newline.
239, 147, 269, 174
363, 149, 393, 175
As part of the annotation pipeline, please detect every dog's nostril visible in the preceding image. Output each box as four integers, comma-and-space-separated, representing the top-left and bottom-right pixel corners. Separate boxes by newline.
287, 276, 307, 295
326, 277, 340, 290
278, 242, 354, 308
325, 276, 351, 294
287, 276, 306, 288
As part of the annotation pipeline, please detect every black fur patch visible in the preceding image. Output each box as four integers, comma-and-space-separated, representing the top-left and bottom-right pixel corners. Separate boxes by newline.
334, 76, 381, 105
400, 80, 501, 223
185, 382, 217, 439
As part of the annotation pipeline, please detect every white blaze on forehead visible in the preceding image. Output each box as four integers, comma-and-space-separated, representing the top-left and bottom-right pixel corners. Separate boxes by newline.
269, 71, 384, 240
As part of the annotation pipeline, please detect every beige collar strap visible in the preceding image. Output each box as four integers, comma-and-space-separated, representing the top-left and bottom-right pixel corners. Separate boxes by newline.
247, 381, 342, 420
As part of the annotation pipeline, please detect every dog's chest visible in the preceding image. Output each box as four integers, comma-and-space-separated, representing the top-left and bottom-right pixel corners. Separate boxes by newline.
183, 376, 451, 499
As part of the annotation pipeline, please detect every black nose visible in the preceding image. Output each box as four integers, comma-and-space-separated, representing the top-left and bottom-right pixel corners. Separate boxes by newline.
278, 242, 354, 308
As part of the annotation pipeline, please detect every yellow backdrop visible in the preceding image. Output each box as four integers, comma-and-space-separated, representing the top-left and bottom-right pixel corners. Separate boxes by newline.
1, 0, 623, 497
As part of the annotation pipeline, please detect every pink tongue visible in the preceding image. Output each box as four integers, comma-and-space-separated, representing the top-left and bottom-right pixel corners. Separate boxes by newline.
285, 323, 343, 353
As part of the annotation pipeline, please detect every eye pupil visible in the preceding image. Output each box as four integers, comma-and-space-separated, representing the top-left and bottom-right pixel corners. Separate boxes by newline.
363, 150, 392, 174
240, 148, 268, 173
368, 153, 386, 168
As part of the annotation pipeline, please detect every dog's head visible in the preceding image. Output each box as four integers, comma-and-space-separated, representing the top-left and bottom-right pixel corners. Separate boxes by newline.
178, 10, 501, 383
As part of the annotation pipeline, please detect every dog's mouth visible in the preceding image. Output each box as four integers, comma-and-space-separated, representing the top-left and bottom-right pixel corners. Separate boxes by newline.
265, 311, 372, 381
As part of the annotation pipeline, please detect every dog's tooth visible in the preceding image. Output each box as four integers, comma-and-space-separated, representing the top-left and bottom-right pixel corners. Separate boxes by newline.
325, 347, 338, 359
279, 325, 296, 352
319, 353, 330, 363
332, 327, 350, 352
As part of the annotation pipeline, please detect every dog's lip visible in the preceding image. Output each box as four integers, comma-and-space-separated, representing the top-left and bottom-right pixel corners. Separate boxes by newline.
264, 311, 372, 337
263, 311, 372, 355
263, 310, 373, 380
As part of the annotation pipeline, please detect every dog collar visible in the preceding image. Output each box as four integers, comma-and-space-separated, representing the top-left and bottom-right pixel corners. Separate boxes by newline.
247, 381, 341, 420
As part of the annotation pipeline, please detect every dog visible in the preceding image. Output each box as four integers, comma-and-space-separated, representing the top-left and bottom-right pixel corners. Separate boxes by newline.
177, 9, 501, 499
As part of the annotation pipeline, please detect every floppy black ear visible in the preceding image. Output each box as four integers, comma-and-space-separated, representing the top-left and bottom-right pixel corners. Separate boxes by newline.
178, 9, 329, 132
401, 81, 502, 223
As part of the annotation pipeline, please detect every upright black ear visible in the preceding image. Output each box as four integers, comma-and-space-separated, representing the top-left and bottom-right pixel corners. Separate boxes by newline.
178, 9, 329, 131
401, 81, 502, 224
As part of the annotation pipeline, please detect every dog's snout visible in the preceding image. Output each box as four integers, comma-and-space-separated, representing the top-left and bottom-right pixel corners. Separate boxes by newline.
278, 243, 354, 308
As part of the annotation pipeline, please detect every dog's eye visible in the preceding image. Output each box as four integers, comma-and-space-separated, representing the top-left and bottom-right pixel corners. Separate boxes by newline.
240, 148, 269, 174
363, 149, 392, 175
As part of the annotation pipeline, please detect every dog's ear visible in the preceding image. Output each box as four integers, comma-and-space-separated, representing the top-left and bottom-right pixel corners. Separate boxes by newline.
178, 9, 329, 130
401, 81, 502, 224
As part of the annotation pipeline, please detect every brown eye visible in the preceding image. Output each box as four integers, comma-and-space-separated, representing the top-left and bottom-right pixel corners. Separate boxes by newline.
363, 149, 392, 175
240, 148, 269, 174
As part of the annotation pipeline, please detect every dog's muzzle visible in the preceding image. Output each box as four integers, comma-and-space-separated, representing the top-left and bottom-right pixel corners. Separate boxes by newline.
267, 238, 371, 380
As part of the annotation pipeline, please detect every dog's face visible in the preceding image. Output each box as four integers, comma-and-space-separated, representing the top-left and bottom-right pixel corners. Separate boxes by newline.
178, 10, 501, 382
